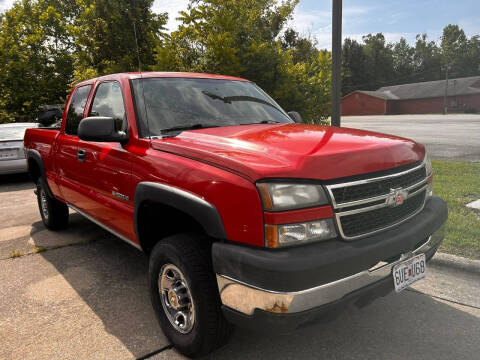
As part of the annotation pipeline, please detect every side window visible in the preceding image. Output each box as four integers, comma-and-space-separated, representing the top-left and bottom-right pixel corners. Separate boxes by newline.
89, 82, 126, 131
65, 85, 91, 135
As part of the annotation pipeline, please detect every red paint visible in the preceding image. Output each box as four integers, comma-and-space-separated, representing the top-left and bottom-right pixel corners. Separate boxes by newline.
151, 124, 424, 181
264, 206, 334, 225
24, 72, 426, 248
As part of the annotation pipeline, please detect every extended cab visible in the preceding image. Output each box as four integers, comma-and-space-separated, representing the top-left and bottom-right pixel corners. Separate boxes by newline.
24, 72, 448, 358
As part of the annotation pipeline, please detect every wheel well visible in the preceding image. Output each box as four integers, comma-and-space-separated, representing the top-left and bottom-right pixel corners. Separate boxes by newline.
27, 158, 41, 184
137, 201, 209, 254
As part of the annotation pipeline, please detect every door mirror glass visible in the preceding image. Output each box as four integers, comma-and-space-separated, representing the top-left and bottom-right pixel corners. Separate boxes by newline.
288, 111, 303, 123
78, 116, 128, 144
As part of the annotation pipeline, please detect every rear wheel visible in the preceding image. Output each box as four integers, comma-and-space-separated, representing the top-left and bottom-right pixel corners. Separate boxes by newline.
36, 178, 69, 230
149, 234, 232, 358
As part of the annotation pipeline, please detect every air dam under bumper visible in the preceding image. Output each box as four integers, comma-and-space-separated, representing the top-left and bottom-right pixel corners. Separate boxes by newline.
212, 196, 447, 331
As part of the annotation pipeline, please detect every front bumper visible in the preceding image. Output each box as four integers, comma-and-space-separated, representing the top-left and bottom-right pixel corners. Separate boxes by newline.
213, 196, 447, 330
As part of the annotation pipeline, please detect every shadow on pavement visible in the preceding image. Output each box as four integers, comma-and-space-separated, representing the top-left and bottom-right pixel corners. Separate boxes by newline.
0, 173, 34, 192
29, 217, 168, 359
0, 213, 104, 259
208, 288, 480, 360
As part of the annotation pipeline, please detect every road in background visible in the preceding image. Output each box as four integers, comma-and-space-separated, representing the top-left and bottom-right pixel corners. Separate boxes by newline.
342, 114, 480, 162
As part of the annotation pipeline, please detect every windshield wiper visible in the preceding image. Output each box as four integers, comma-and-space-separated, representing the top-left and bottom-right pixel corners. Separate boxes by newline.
202, 91, 277, 108
159, 123, 219, 134
252, 120, 282, 124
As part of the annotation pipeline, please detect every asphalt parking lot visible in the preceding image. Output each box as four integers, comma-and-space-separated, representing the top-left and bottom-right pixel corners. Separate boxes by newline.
1, 174, 479, 360
342, 114, 480, 161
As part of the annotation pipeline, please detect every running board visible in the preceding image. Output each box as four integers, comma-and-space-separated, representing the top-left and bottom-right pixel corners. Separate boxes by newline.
67, 203, 142, 251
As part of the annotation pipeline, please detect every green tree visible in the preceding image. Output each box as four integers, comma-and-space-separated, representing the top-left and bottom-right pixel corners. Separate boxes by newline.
392, 37, 415, 84
441, 24, 480, 77
413, 33, 442, 81
0, 0, 74, 122
466, 35, 480, 76
281, 28, 318, 65
0, 0, 167, 122
362, 33, 395, 89
441, 24, 469, 74
71, 0, 167, 82
341, 38, 368, 95
155, 0, 331, 123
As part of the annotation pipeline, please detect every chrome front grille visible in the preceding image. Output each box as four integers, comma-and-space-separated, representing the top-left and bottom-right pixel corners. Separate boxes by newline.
326, 161, 428, 240
331, 166, 426, 204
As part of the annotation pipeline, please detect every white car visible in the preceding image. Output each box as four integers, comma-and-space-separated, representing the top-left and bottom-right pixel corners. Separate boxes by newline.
0, 122, 38, 174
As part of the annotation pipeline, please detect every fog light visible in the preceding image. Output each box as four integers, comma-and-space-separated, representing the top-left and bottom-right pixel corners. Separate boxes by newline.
265, 219, 336, 248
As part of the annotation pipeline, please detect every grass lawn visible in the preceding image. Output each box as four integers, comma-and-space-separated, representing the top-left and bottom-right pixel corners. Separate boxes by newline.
433, 160, 480, 259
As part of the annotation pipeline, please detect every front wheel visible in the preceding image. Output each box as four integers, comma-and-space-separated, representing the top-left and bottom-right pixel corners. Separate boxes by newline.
149, 234, 232, 358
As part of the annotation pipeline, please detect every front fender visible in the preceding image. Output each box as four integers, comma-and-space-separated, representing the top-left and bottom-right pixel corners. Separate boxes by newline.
133, 182, 227, 243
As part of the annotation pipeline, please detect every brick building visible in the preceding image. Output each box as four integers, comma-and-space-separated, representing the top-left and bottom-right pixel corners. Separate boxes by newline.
341, 76, 480, 115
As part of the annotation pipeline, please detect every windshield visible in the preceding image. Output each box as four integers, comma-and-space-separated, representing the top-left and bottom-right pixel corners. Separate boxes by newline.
131, 78, 293, 137
0, 124, 36, 140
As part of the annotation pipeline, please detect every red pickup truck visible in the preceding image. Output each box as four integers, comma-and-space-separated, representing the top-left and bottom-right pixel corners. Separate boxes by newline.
24, 72, 447, 358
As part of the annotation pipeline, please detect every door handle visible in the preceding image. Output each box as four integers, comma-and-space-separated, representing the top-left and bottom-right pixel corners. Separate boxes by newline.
77, 149, 86, 162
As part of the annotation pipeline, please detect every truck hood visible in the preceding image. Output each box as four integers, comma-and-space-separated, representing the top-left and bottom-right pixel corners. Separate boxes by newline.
150, 124, 425, 181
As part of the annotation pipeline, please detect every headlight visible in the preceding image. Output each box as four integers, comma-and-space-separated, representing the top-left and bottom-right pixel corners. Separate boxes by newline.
257, 182, 329, 211
424, 153, 433, 198
265, 219, 337, 248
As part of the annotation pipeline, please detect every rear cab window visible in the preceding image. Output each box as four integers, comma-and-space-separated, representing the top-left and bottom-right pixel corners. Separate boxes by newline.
64, 85, 92, 135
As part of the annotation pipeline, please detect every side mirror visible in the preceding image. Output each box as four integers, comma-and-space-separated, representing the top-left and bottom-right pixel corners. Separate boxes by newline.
78, 116, 128, 144
288, 111, 303, 123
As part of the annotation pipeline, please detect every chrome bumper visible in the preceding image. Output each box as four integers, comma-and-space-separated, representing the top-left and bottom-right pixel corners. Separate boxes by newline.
217, 225, 444, 315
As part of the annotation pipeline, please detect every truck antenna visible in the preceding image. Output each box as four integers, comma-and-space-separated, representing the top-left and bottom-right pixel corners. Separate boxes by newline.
132, 0, 141, 72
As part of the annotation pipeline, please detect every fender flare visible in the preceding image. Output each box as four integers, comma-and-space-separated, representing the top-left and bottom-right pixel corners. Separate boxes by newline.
26, 149, 54, 197
133, 182, 227, 245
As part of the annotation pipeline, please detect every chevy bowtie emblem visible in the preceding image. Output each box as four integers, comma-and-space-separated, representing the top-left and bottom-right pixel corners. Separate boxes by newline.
386, 188, 409, 207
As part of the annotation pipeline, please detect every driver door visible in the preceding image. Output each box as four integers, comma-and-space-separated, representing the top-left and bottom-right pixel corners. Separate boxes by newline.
75, 80, 133, 238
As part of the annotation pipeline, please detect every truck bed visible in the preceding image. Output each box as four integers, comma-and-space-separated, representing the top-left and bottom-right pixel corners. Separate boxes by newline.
24, 127, 60, 189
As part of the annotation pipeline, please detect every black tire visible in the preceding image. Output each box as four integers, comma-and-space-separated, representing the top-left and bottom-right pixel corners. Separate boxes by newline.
36, 178, 69, 230
149, 233, 233, 358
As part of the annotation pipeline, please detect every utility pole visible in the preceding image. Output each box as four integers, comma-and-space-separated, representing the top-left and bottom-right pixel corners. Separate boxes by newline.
331, 0, 342, 127
442, 65, 451, 115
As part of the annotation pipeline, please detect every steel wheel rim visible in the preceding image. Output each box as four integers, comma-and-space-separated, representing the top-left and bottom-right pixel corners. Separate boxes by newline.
159, 264, 195, 334
40, 189, 49, 220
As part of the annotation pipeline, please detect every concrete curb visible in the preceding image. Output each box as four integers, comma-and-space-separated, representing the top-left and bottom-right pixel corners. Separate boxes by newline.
430, 252, 480, 274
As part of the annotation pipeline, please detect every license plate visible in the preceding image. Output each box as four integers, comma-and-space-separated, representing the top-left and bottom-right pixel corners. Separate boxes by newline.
0, 149, 18, 160
392, 253, 426, 292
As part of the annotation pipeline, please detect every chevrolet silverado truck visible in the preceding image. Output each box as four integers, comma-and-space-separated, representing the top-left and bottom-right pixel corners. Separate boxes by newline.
24, 72, 448, 358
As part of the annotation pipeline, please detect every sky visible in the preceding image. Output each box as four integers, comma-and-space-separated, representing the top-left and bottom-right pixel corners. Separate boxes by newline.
1, 0, 479, 49
152, 0, 480, 49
